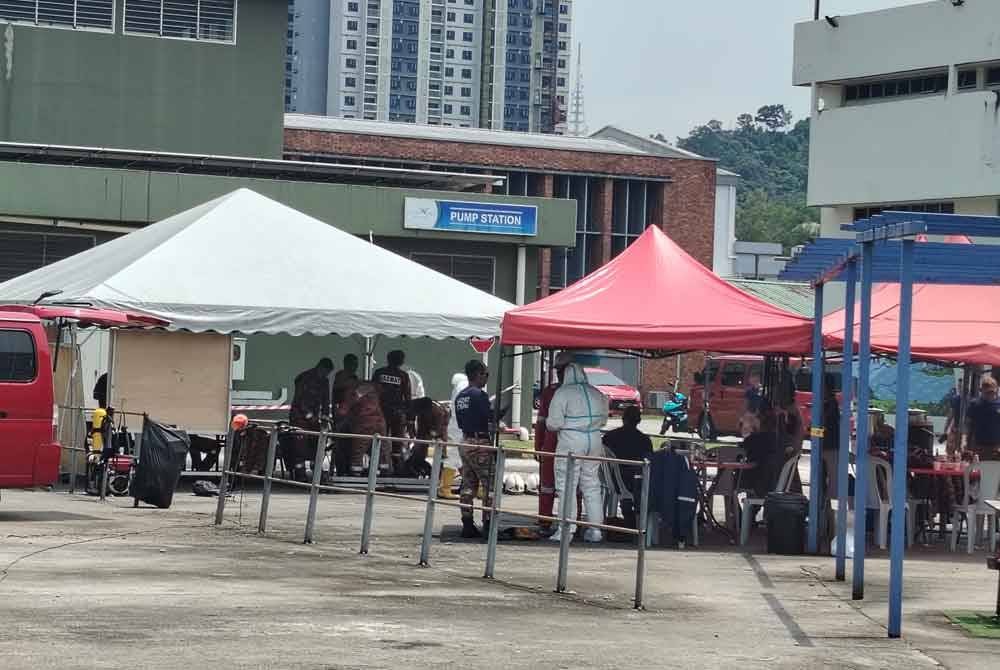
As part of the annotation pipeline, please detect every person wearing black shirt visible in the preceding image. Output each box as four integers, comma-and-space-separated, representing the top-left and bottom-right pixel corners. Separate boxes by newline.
454, 359, 496, 538
602, 405, 653, 528
372, 350, 412, 471
967, 375, 1000, 461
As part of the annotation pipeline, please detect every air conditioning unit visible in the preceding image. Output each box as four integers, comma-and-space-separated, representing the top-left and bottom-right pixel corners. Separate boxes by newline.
646, 391, 671, 410
231, 337, 247, 382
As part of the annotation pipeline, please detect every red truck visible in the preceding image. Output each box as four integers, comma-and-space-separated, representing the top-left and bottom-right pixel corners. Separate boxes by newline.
687, 355, 843, 438
0, 310, 60, 489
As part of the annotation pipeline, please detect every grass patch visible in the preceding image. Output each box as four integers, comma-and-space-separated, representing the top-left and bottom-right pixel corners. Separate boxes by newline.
944, 611, 1000, 639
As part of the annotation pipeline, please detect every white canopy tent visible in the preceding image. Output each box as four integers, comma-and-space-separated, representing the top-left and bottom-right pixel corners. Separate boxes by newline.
0, 188, 514, 338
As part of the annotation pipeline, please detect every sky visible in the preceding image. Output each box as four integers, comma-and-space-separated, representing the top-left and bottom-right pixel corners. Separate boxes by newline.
573, 0, 927, 142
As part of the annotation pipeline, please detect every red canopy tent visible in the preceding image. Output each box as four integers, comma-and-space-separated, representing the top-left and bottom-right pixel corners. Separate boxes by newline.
823, 236, 1000, 365
501, 226, 813, 353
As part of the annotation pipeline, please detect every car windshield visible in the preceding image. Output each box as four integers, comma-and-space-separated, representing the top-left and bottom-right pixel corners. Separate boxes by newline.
585, 369, 627, 387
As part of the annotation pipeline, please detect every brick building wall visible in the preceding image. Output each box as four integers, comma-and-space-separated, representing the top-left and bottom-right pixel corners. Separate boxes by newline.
284, 126, 717, 396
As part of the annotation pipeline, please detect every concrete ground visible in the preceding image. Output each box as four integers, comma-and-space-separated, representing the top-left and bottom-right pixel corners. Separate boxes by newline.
1, 486, 998, 669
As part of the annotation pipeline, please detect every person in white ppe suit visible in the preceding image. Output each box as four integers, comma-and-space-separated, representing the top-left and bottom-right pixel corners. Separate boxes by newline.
545, 363, 610, 543
438, 372, 469, 499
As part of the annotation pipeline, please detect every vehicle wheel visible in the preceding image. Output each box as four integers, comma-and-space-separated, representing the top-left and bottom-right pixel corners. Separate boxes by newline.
696, 413, 717, 441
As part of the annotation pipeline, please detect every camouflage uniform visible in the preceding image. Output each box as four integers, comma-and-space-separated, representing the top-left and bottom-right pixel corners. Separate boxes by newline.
459, 440, 496, 523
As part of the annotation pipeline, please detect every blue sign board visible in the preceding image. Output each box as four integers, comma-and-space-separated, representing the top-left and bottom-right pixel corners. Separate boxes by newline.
404, 197, 538, 236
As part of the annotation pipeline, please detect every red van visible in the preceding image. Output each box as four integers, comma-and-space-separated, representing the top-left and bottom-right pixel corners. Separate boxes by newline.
0, 311, 60, 489
687, 355, 843, 438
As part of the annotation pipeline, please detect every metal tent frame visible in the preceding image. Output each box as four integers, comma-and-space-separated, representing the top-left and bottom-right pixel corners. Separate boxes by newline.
780, 210, 1000, 639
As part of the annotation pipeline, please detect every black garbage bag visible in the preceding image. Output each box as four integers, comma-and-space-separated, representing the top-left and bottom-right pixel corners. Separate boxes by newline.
133, 417, 190, 509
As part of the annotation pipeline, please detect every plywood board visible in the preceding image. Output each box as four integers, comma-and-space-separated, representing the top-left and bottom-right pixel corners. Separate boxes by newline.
111, 330, 231, 434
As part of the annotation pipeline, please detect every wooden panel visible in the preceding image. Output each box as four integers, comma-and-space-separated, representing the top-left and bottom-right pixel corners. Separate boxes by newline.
111, 330, 230, 434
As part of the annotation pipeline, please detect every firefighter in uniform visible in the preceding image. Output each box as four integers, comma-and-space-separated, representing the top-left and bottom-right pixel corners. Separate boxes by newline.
372, 350, 412, 472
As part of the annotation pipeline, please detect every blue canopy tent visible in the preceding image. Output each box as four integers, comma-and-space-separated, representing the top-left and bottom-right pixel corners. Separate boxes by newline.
780, 211, 1000, 639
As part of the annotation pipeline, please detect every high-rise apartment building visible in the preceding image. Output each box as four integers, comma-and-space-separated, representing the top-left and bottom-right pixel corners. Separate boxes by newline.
286, 0, 573, 133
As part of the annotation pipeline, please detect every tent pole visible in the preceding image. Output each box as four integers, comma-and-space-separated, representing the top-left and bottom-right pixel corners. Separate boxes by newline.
807, 283, 825, 554
835, 258, 857, 580
852, 242, 874, 600
888, 238, 915, 639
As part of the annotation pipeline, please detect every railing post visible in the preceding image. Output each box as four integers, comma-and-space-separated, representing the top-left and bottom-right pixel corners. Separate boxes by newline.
99, 458, 108, 502
556, 452, 575, 593
258, 428, 280, 534
484, 445, 506, 579
360, 436, 382, 555
634, 458, 651, 610
419, 440, 445, 566
303, 424, 329, 544
214, 426, 235, 526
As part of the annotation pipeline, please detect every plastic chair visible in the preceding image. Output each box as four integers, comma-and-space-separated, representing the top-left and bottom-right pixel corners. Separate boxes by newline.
739, 453, 800, 546
950, 461, 1000, 554
600, 453, 634, 521
869, 457, 913, 550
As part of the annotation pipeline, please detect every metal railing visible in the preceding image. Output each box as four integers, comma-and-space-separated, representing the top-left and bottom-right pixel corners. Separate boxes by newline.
213, 421, 652, 609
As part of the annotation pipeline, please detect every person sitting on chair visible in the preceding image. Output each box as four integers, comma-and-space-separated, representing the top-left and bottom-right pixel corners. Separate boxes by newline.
602, 404, 653, 529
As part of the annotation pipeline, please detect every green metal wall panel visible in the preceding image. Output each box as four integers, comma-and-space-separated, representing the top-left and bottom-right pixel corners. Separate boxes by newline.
0, 163, 577, 246
0, 0, 285, 157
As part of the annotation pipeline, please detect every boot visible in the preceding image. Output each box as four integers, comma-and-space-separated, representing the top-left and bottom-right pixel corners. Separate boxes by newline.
438, 467, 459, 500
461, 517, 482, 539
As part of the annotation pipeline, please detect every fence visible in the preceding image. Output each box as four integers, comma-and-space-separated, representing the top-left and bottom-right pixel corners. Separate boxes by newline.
213, 421, 652, 609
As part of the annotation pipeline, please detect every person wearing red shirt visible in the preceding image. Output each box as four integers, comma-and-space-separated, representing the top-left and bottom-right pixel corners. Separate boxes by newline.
535, 352, 573, 529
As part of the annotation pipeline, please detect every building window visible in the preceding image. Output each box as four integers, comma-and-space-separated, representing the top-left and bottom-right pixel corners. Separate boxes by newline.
347, 19, 359, 30
446, 29, 455, 39
988, 67, 1000, 86
957, 68, 978, 90
345, 76, 357, 87
461, 68, 472, 79
124, 0, 236, 42
429, 63, 441, 73
447, 10, 455, 20
556, 77, 566, 86
445, 66, 454, 76
463, 12, 473, 23
557, 58, 566, 69
347, 0, 359, 10
444, 85, 454, 95
463, 30, 473, 42
844, 72, 948, 103
462, 49, 473, 60
464, 0, 474, 4
852, 201, 955, 221
410, 253, 495, 294
460, 104, 471, 115
558, 22, 567, 32
444, 103, 453, 113
559, 3, 568, 13
1, 0, 114, 31
461, 86, 472, 96
344, 95, 356, 106
446, 48, 455, 58
346, 38, 358, 49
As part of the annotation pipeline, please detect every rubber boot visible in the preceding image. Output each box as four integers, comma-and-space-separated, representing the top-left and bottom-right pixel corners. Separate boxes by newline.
461, 517, 482, 539
438, 467, 459, 500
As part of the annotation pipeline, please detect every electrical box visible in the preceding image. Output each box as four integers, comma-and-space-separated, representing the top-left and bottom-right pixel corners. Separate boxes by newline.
232, 337, 247, 382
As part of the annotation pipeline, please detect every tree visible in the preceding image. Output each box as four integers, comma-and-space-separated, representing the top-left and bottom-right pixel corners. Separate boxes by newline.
669, 105, 816, 252
754, 104, 793, 131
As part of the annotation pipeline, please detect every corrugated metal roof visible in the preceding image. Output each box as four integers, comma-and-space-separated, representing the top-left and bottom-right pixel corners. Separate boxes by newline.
285, 114, 650, 156
726, 278, 814, 317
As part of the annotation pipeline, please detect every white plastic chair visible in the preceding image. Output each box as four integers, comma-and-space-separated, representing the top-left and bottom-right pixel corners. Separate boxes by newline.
739, 453, 800, 546
869, 457, 913, 550
950, 461, 1000, 554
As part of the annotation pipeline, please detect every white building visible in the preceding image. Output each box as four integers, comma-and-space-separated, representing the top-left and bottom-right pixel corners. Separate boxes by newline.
287, 0, 573, 134
794, 0, 1000, 238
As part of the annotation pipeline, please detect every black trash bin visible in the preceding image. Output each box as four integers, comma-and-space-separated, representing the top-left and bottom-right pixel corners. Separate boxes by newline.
765, 492, 808, 555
